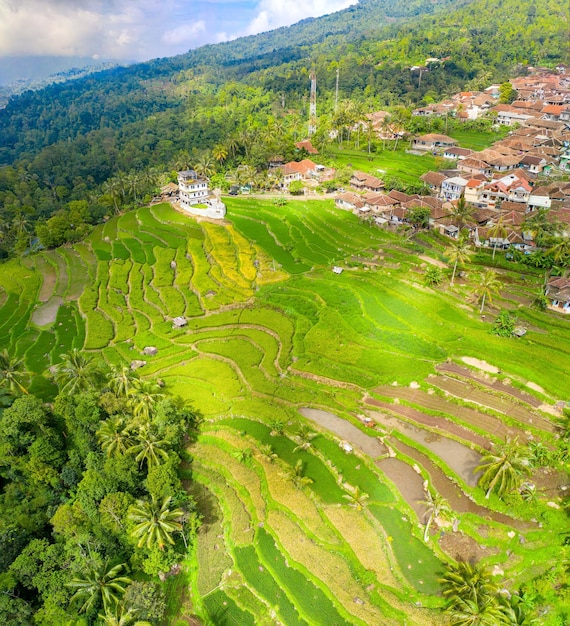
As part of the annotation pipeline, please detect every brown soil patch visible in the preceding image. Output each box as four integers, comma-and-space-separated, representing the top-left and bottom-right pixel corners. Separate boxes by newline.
371, 387, 526, 443
366, 396, 491, 449
300, 408, 387, 458
419, 254, 448, 269
431, 376, 556, 433
440, 532, 493, 562
437, 362, 543, 408
31, 296, 62, 326
461, 357, 499, 374
375, 457, 427, 519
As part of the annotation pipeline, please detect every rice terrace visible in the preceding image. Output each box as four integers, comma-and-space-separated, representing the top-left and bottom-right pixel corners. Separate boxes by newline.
1, 197, 569, 624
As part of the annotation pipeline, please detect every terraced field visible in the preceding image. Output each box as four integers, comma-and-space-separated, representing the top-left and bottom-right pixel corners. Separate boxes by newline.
1, 198, 568, 624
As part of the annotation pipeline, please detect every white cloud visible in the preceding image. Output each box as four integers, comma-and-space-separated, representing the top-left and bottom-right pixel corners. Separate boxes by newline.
243, 0, 355, 36
163, 21, 206, 46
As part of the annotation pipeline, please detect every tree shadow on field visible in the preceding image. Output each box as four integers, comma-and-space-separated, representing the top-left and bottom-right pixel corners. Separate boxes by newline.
189, 483, 221, 527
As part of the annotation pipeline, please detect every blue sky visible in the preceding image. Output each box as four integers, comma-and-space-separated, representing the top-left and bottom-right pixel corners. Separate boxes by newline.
0, 0, 356, 62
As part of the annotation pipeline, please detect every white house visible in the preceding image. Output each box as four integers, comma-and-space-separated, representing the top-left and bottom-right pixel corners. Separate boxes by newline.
440, 176, 468, 201
178, 170, 226, 219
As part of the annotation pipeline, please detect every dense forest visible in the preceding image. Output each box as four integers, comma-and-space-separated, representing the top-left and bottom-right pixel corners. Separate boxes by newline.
0, 351, 200, 624
0, 0, 567, 259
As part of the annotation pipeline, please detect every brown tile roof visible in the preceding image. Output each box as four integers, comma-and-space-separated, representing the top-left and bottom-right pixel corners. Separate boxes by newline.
500, 201, 528, 213
295, 140, 318, 154
420, 171, 447, 186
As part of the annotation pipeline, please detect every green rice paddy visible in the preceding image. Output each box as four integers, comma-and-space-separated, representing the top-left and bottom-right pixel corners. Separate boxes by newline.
0, 198, 567, 625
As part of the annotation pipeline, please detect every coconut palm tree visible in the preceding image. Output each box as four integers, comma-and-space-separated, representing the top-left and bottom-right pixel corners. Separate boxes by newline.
127, 379, 165, 422
487, 217, 508, 260
439, 559, 499, 609
523, 209, 561, 248
419, 489, 451, 542
547, 235, 570, 273
0, 349, 29, 396
343, 485, 369, 511
450, 196, 473, 232
472, 270, 502, 314
128, 496, 184, 550
285, 459, 313, 490
99, 604, 152, 626
448, 233, 473, 286
67, 561, 131, 614
212, 144, 228, 166
107, 365, 140, 398
128, 425, 170, 469
194, 154, 215, 179
54, 348, 101, 394
449, 595, 505, 625
97, 417, 134, 457
293, 424, 318, 453
259, 444, 278, 463
475, 437, 531, 499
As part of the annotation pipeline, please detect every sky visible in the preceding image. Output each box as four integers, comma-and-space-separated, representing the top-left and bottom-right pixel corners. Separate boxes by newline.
0, 0, 356, 63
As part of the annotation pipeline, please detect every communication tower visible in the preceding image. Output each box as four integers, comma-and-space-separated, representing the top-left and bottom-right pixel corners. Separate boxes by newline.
308, 71, 317, 136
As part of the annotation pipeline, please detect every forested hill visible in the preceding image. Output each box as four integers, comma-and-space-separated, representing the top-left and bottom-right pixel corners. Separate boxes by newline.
0, 0, 567, 258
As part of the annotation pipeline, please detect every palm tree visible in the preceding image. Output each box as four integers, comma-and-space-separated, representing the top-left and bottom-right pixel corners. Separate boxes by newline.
343, 485, 369, 511
99, 604, 152, 626
450, 196, 473, 232
212, 144, 228, 166
285, 459, 313, 490
293, 424, 318, 453
439, 559, 499, 609
0, 349, 29, 395
475, 437, 531, 499
54, 348, 100, 394
97, 417, 133, 457
487, 217, 507, 260
523, 209, 561, 248
547, 235, 570, 273
128, 496, 184, 550
67, 561, 131, 614
194, 154, 215, 179
449, 595, 505, 625
419, 489, 451, 541
448, 233, 473, 286
472, 270, 502, 314
107, 365, 140, 398
259, 444, 278, 463
127, 379, 165, 422
128, 425, 170, 469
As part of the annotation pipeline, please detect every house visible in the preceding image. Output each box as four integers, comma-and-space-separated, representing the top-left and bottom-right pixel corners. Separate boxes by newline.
420, 171, 447, 193
464, 179, 486, 205
546, 277, 570, 313
350, 171, 384, 192
477, 149, 522, 172
527, 186, 552, 211
295, 139, 319, 154
458, 158, 493, 178
281, 159, 317, 186
412, 133, 458, 152
335, 192, 365, 211
364, 193, 397, 212
541, 104, 565, 121
160, 182, 179, 198
177, 170, 226, 219
519, 155, 547, 174
440, 176, 469, 201
443, 146, 474, 160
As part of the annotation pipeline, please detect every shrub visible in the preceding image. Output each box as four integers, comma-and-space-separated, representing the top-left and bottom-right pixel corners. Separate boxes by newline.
493, 310, 515, 337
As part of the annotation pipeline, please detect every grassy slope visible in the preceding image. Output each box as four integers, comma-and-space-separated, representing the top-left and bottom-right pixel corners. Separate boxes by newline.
0, 199, 568, 624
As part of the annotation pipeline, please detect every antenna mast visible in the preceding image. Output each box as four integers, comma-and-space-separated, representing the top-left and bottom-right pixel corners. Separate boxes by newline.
334, 67, 339, 113
308, 70, 317, 136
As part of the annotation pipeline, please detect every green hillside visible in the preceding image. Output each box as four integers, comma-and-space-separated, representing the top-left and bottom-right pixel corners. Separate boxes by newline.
1, 200, 568, 623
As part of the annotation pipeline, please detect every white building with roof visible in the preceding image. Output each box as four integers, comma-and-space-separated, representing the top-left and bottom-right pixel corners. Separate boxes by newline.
177, 170, 226, 219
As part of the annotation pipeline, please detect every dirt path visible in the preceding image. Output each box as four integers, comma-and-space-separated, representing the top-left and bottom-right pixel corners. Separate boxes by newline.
371, 387, 528, 443
366, 396, 491, 449
431, 376, 556, 433
437, 362, 544, 408
418, 254, 448, 269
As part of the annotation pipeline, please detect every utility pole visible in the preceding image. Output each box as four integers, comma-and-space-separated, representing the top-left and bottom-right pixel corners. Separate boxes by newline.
308, 70, 317, 136
334, 67, 339, 113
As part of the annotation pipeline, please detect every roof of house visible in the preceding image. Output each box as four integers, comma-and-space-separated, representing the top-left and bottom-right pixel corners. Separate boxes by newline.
420, 171, 447, 186
350, 171, 384, 189
414, 133, 457, 144
500, 201, 528, 213
387, 189, 419, 203
336, 192, 365, 208
365, 193, 395, 207
443, 147, 474, 157
283, 159, 317, 176
295, 139, 319, 154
